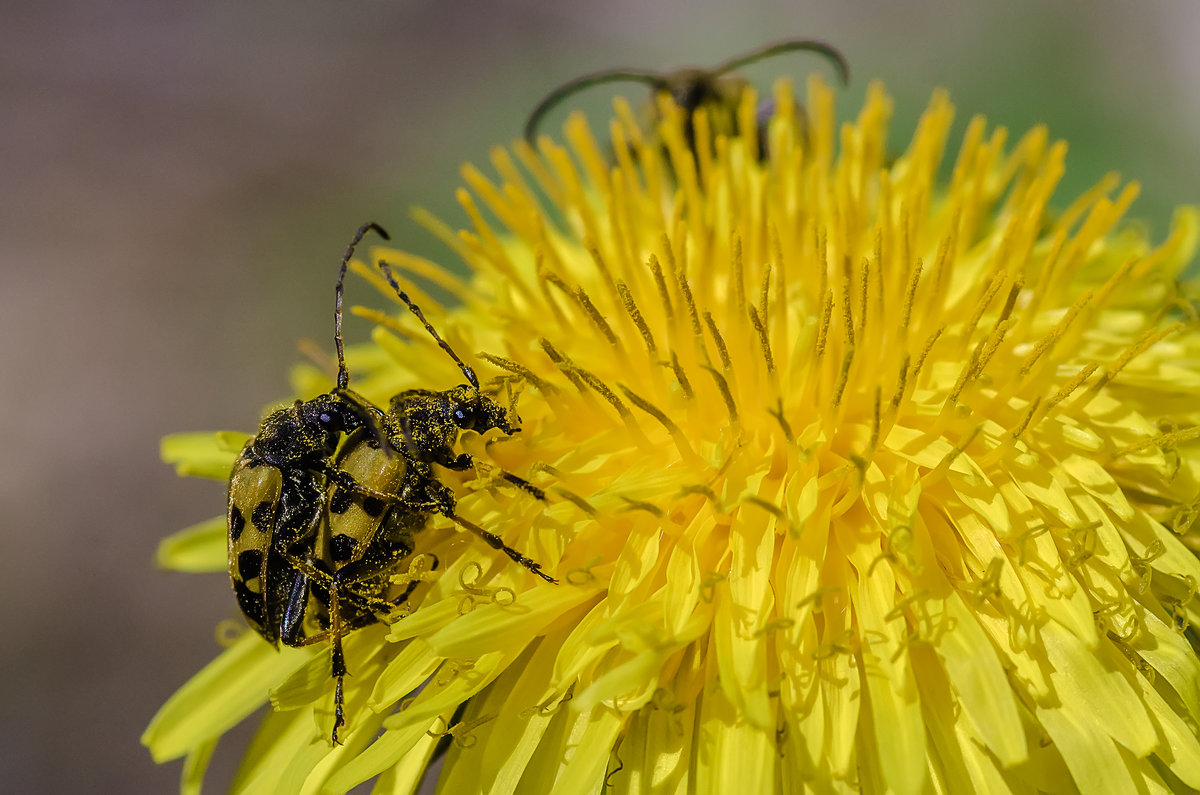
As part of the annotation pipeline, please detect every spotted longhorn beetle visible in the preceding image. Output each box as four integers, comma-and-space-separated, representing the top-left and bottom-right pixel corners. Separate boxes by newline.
227, 222, 554, 744
226, 222, 394, 649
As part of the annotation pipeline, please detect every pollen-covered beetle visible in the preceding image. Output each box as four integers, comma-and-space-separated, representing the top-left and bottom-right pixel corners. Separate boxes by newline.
226, 222, 395, 647
227, 223, 555, 744
523, 38, 849, 158
375, 261, 554, 582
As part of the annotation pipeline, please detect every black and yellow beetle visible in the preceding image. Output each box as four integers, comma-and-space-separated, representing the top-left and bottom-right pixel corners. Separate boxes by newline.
226, 222, 393, 647
227, 223, 554, 743
523, 38, 849, 158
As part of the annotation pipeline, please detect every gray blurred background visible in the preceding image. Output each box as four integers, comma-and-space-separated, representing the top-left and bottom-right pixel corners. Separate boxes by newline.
4, 0, 1199, 791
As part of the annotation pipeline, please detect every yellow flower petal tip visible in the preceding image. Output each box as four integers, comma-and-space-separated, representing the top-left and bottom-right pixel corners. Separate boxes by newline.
148, 76, 1200, 794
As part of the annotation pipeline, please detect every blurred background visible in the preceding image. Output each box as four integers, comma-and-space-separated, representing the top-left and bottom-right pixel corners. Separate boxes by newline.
4, 0, 1199, 790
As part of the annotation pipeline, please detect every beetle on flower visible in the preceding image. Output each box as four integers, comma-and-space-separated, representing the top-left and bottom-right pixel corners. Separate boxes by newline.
148, 64, 1200, 794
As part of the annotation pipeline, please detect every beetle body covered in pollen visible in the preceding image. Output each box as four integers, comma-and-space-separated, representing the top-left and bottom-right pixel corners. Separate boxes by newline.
226, 224, 554, 743
227, 393, 388, 643
370, 263, 555, 583
227, 223, 392, 651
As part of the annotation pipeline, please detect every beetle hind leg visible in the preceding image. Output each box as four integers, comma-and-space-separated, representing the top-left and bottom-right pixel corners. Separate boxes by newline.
328, 585, 348, 745
281, 558, 357, 744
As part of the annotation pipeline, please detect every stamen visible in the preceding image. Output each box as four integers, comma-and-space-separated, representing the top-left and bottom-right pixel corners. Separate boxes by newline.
534, 253, 571, 329
574, 285, 619, 347
748, 305, 776, 375
550, 487, 598, 517
856, 257, 869, 340
909, 327, 945, 385
573, 366, 634, 420
647, 254, 673, 319
840, 256, 856, 349
921, 424, 982, 485
1010, 396, 1042, 441
867, 387, 882, 455
830, 343, 855, 410
766, 397, 791, 443
702, 311, 732, 371
668, 351, 694, 399
1088, 322, 1185, 392
620, 384, 702, 466
1113, 425, 1200, 460
475, 353, 554, 396
1041, 362, 1099, 414
701, 364, 739, 425
889, 353, 910, 410
539, 338, 587, 394
1018, 289, 1093, 376
815, 290, 834, 360
617, 280, 657, 355
664, 234, 703, 336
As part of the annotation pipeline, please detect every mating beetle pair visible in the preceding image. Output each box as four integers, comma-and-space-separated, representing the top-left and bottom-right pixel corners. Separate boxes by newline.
227, 222, 553, 743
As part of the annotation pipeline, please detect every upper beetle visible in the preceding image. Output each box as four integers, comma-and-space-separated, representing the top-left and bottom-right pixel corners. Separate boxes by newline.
523, 38, 849, 158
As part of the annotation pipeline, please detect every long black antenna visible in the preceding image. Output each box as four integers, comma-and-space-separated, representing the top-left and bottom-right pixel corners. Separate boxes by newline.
524, 70, 664, 145
523, 38, 850, 145
378, 261, 479, 389
712, 39, 849, 85
335, 222, 390, 390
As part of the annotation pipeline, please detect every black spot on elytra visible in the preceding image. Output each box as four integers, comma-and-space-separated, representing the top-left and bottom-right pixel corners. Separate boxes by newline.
229, 506, 245, 541
238, 549, 264, 581
362, 496, 386, 518
330, 488, 353, 515
251, 500, 275, 530
233, 579, 265, 628
331, 533, 357, 562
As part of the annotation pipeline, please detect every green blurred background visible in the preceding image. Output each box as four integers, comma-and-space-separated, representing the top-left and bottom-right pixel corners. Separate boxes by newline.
4, 0, 1198, 790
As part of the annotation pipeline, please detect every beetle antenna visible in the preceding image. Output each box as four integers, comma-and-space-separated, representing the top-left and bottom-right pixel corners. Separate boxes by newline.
336, 222, 390, 390
712, 39, 849, 86
378, 261, 479, 389
524, 69, 664, 145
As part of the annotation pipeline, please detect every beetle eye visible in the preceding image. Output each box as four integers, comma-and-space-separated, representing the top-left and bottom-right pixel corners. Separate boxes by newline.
319, 413, 332, 424
452, 406, 473, 427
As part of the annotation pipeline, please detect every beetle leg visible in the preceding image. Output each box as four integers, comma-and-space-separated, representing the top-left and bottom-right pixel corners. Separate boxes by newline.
445, 513, 557, 584
280, 555, 359, 745
328, 584, 347, 745
282, 553, 399, 617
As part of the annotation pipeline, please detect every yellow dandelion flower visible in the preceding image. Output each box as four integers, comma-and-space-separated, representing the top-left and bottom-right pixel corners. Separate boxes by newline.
145, 76, 1200, 794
